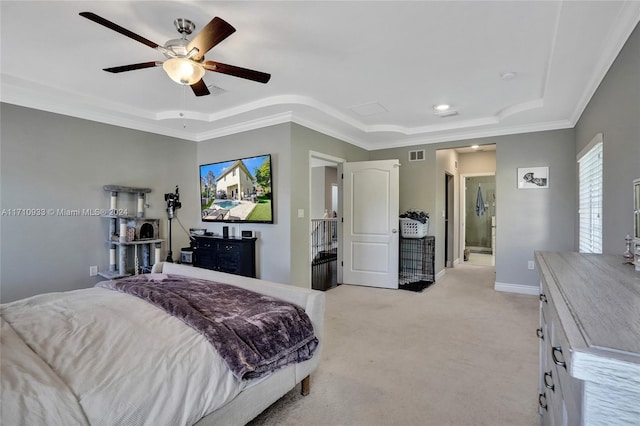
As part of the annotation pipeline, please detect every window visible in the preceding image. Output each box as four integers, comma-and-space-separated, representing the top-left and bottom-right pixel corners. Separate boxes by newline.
578, 133, 603, 253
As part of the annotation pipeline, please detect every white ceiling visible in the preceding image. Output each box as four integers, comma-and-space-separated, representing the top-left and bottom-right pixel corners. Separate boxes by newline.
2, 1, 639, 150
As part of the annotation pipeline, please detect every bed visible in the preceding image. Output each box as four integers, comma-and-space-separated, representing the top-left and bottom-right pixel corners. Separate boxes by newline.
1, 262, 325, 425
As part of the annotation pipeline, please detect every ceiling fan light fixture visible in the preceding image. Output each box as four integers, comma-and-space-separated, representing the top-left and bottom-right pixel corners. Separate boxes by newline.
163, 58, 205, 85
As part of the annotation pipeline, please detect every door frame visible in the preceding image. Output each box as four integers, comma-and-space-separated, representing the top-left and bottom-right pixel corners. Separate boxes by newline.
459, 172, 495, 263
309, 151, 345, 285
445, 172, 455, 267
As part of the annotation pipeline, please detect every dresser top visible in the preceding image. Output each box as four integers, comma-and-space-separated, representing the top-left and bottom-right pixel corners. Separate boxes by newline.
536, 251, 640, 356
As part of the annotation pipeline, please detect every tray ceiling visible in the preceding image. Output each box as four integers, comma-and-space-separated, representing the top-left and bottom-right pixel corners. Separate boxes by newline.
1, 1, 639, 149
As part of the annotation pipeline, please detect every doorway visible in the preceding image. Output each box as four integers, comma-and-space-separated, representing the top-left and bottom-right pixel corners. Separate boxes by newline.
461, 174, 495, 266
309, 152, 343, 291
444, 172, 455, 267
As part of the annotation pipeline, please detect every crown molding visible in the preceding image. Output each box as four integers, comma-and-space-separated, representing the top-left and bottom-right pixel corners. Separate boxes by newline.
194, 112, 294, 141
378, 119, 574, 150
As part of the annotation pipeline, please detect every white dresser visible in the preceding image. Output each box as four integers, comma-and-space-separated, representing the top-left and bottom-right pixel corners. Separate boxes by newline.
535, 251, 640, 426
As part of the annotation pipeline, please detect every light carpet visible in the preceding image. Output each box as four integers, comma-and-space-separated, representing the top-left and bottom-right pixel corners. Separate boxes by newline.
248, 263, 539, 426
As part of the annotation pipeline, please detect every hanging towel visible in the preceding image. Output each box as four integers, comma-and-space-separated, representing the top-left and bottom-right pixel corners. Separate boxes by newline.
476, 185, 485, 216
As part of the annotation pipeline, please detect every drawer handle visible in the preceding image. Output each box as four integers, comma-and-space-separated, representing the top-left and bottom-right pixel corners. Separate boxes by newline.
538, 393, 547, 411
543, 371, 555, 391
551, 346, 567, 369
539, 293, 547, 303
536, 327, 544, 340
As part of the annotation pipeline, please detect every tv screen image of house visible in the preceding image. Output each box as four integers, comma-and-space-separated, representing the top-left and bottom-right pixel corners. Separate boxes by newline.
200, 154, 273, 223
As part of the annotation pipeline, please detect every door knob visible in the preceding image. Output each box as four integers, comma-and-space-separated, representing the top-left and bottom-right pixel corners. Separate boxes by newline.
392, 229, 398, 233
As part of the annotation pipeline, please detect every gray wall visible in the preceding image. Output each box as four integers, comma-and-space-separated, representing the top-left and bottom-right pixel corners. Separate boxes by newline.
436, 148, 460, 270
371, 128, 576, 289
324, 167, 338, 216
290, 124, 369, 288
196, 123, 293, 284
197, 122, 368, 288
310, 166, 338, 219
1, 104, 197, 302
0, 112, 366, 301
494, 129, 576, 287
310, 166, 326, 219
575, 21, 640, 254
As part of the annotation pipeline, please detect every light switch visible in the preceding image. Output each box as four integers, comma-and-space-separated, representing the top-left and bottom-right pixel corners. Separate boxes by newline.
298, 209, 305, 218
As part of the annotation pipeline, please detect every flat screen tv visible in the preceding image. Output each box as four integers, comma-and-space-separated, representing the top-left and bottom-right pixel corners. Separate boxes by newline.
200, 154, 273, 223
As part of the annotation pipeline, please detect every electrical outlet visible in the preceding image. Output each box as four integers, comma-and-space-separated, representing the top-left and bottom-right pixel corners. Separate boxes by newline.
528, 261, 535, 270
89, 265, 98, 276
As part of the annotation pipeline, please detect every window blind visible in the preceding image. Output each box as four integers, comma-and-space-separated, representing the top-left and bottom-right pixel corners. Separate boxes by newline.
578, 136, 603, 253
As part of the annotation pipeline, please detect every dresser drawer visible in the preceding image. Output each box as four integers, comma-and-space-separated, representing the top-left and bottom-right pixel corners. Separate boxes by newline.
539, 279, 551, 329
547, 290, 583, 425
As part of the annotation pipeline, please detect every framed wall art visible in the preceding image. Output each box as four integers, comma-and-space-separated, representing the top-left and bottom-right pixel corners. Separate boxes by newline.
518, 167, 549, 189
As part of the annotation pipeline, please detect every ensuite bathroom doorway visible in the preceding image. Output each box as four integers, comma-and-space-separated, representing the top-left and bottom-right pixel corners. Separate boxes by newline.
463, 175, 495, 267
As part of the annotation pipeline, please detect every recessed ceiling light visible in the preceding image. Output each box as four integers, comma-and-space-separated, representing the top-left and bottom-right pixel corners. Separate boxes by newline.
434, 104, 451, 111
471, 144, 480, 149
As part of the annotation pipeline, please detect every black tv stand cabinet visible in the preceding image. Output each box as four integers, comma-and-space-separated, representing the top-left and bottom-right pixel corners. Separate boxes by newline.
193, 236, 257, 278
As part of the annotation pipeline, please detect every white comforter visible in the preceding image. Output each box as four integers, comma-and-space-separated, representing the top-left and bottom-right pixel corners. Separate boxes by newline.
1, 287, 249, 426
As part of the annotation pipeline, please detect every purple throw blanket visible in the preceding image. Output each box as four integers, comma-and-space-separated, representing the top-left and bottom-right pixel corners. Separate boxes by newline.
96, 274, 318, 380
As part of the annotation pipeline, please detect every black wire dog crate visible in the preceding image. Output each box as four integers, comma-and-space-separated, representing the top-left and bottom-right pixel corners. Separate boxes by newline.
399, 236, 435, 288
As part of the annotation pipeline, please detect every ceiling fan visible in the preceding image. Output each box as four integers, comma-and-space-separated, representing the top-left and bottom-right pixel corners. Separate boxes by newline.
79, 12, 271, 97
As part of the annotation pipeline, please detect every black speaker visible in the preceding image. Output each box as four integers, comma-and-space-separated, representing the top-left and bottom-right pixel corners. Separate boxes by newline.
222, 226, 229, 238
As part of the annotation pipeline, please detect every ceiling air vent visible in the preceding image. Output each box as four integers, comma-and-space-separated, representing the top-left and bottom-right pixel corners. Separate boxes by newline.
436, 110, 459, 118
409, 149, 425, 162
206, 85, 227, 96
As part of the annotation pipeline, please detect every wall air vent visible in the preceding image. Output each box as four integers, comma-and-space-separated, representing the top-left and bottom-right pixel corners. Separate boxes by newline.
409, 149, 425, 162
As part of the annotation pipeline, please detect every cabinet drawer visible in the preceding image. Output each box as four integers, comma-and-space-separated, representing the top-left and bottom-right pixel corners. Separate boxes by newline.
193, 237, 257, 278
540, 368, 564, 426
220, 242, 241, 251
539, 280, 551, 329
196, 239, 216, 249
547, 293, 583, 425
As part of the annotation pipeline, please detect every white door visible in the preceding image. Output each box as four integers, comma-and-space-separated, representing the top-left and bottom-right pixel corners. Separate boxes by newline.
342, 160, 400, 289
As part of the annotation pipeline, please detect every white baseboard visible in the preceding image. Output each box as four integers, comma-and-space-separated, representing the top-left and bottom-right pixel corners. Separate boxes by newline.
494, 281, 539, 295
435, 269, 446, 281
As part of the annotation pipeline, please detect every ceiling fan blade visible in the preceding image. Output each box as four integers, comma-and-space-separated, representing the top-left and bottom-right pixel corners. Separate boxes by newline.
103, 62, 161, 73
204, 61, 271, 84
191, 79, 210, 97
187, 17, 236, 62
80, 12, 160, 50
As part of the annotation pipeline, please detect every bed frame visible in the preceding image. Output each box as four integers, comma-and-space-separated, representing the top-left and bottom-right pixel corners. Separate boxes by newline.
151, 262, 325, 426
